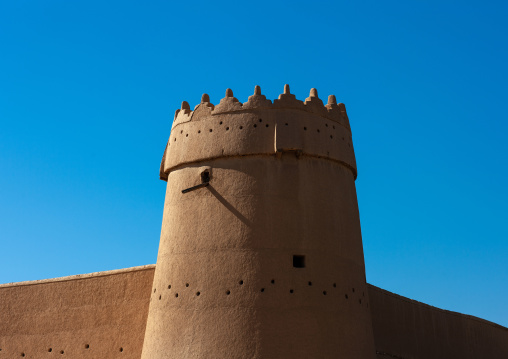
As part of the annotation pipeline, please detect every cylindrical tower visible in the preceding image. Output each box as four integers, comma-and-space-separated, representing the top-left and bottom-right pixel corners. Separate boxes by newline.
141, 85, 376, 359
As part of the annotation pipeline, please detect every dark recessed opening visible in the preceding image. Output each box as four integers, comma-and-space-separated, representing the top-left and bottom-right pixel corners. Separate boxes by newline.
293, 255, 306, 268
201, 171, 210, 183
168, 285, 171, 289
289, 289, 294, 293
239, 280, 243, 285
308, 281, 312, 286
158, 295, 161, 300
48, 348, 52, 352
196, 292, 200, 296
260, 288, 265, 292
185, 283, 190, 287
226, 290, 231, 295
85, 344, 89, 349
60, 350, 64, 354
120, 347, 123, 352
271, 279, 275, 284
21, 353, 25, 357
323, 291, 327, 295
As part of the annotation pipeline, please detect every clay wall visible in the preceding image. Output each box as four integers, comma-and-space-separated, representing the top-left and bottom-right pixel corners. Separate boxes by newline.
0, 265, 154, 359
368, 284, 508, 359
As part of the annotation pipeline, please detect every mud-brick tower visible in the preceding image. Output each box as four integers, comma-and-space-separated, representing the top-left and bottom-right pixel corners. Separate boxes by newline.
141, 85, 376, 359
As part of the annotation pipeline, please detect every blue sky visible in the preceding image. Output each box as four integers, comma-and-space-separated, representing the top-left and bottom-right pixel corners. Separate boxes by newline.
1, 1, 507, 327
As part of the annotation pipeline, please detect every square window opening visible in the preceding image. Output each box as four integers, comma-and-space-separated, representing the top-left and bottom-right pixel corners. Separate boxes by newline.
293, 255, 306, 268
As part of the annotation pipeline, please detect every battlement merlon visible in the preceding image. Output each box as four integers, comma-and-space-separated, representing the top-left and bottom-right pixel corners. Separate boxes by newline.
159, 85, 357, 181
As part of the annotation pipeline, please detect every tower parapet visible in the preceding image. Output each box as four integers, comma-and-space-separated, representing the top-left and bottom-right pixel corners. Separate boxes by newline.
145, 85, 376, 359
161, 85, 354, 181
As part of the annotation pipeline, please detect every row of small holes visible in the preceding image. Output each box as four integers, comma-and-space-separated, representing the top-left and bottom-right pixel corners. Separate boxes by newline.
3, 346, 124, 357
173, 123, 351, 147
155, 281, 365, 304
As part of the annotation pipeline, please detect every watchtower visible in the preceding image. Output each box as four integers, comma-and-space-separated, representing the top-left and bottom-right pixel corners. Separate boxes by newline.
141, 85, 376, 358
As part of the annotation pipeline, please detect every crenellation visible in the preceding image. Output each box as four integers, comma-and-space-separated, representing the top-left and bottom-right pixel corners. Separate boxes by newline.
272, 84, 306, 110
304, 88, 328, 117
242, 85, 272, 109
213, 88, 243, 114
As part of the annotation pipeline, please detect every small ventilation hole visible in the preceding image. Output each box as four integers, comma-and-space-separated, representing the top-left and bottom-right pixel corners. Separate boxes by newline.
153, 289, 156, 293
60, 350, 64, 354
325, 123, 328, 127
226, 127, 229, 130
285, 123, 288, 126
260, 288, 265, 292
304, 127, 307, 130
180, 130, 183, 134
317, 129, 320, 133
359, 299, 362, 304
333, 125, 336, 129
120, 347, 123, 352
289, 289, 294, 294
198, 130, 201, 133
196, 292, 200, 296
226, 290, 231, 295
239, 126, 243, 129
308, 281, 312, 286
168, 285, 171, 289
48, 348, 52, 352
159, 295, 161, 300
265, 124, 269, 127
186, 134, 188, 137
85, 344, 89, 349
323, 291, 327, 295
259, 119, 262, 122
239, 280, 244, 285
219, 121, 223, 125
271, 279, 275, 284
330, 135, 333, 139
209, 129, 212, 132
254, 124, 257, 128
333, 283, 337, 288
352, 288, 355, 293
185, 283, 189, 287
175, 293, 179, 298
21, 353, 25, 357
345, 294, 348, 299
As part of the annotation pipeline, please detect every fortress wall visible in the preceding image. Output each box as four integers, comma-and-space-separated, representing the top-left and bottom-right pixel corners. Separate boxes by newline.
0, 265, 154, 359
368, 284, 508, 359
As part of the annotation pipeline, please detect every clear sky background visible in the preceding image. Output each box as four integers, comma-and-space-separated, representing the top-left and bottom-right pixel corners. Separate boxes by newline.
1, 1, 507, 327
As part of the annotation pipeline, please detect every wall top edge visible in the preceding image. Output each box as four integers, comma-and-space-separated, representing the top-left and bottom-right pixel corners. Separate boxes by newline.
0, 264, 156, 289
